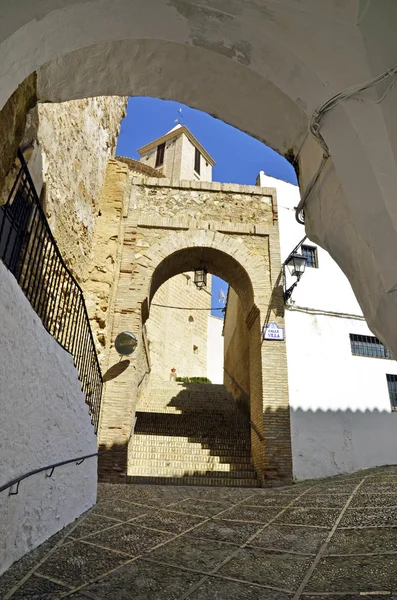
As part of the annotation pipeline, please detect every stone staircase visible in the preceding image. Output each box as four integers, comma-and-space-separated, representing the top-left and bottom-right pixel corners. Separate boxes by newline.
127, 382, 260, 487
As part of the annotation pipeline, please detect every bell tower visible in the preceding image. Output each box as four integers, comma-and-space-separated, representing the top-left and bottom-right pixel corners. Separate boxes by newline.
138, 124, 215, 183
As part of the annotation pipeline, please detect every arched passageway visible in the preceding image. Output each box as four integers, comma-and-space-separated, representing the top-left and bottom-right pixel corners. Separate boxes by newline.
98, 188, 290, 484
1, 1, 397, 359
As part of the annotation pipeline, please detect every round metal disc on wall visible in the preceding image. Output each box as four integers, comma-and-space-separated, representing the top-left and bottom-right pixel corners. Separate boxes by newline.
114, 331, 138, 356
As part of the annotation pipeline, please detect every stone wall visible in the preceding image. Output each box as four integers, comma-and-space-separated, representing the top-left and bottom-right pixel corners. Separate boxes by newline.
223, 287, 250, 410
0, 74, 37, 203
34, 97, 127, 282
147, 272, 212, 380
84, 159, 130, 364
133, 177, 275, 225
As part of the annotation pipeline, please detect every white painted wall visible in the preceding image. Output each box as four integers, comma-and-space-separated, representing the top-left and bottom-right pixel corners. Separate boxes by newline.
0, 261, 97, 575
207, 315, 224, 384
259, 172, 397, 480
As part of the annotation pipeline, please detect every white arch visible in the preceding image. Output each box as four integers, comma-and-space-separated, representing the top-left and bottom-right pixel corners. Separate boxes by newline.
1, 1, 397, 357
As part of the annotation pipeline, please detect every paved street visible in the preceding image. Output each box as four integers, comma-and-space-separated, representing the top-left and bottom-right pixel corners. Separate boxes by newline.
2, 467, 397, 599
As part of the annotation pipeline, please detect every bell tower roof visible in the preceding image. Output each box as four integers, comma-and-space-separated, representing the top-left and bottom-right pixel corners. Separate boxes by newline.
138, 125, 215, 167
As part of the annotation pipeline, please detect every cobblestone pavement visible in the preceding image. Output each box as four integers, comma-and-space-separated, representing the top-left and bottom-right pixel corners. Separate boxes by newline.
2, 466, 397, 599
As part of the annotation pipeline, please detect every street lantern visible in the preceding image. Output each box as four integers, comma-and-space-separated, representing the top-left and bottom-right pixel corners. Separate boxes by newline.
284, 252, 307, 302
285, 252, 307, 281
194, 267, 207, 289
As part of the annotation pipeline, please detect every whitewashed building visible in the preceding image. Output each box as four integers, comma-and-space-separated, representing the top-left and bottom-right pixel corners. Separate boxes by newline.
258, 172, 397, 480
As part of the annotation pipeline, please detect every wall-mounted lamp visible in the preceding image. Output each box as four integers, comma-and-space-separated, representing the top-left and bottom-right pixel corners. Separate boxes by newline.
283, 252, 307, 302
194, 267, 207, 290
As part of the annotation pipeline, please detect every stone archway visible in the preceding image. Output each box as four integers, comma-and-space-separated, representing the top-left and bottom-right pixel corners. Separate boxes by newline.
97, 176, 291, 484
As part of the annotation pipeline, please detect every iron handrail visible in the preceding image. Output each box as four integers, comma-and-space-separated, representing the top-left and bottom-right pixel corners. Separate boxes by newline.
0, 151, 103, 431
223, 368, 265, 442
0, 451, 105, 496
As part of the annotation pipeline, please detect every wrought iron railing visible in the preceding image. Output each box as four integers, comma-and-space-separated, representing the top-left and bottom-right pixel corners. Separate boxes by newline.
0, 151, 102, 432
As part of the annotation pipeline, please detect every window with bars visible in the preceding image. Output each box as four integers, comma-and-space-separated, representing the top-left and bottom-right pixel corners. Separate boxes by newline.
350, 334, 394, 359
301, 245, 318, 268
194, 147, 201, 175
155, 143, 165, 167
386, 374, 397, 411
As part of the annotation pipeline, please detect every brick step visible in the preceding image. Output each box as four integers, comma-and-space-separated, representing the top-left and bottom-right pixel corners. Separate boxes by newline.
126, 475, 260, 488
131, 447, 253, 461
128, 466, 257, 479
130, 445, 252, 460
135, 412, 250, 431
130, 436, 251, 449
133, 431, 251, 441
129, 456, 255, 470
134, 427, 251, 446
135, 415, 245, 424
131, 437, 252, 451
136, 404, 238, 411
139, 407, 237, 413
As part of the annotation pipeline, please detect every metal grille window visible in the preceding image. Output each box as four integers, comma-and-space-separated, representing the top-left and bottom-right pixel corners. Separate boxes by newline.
301, 245, 318, 268
155, 143, 165, 167
350, 333, 394, 359
386, 374, 397, 410
194, 147, 201, 175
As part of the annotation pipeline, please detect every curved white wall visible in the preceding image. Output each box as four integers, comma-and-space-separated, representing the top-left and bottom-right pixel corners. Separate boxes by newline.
0, 261, 97, 575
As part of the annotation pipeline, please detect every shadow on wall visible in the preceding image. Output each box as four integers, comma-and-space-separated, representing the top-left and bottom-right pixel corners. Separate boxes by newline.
98, 441, 129, 484
291, 407, 397, 481
102, 359, 130, 383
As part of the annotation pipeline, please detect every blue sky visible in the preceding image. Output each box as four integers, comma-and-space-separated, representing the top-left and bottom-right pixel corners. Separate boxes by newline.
116, 97, 297, 316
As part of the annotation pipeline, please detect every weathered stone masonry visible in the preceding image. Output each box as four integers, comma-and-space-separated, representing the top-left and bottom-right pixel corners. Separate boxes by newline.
93, 161, 291, 484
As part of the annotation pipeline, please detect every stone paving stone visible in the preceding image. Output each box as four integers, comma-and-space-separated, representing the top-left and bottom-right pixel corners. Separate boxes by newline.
306, 555, 397, 592
291, 493, 350, 508
0, 525, 76, 598
302, 596, 397, 600
310, 482, 357, 494
239, 495, 291, 507
326, 527, 397, 554
147, 536, 237, 572
92, 499, 152, 522
350, 492, 397, 507
361, 482, 397, 494
188, 576, 292, 599
249, 524, 329, 554
69, 514, 122, 539
132, 509, 205, 534
274, 507, 339, 527
215, 506, 281, 523
82, 559, 202, 600
170, 498, 233, 516
37, 541, 129, 587
340, 507, 397, 527
98, 483, 189, 507
5, 573, 69, 599
218, 547, 311, 591
185, 488, 257, 503
188, 519, 262, 544
85, 522, 173, 556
